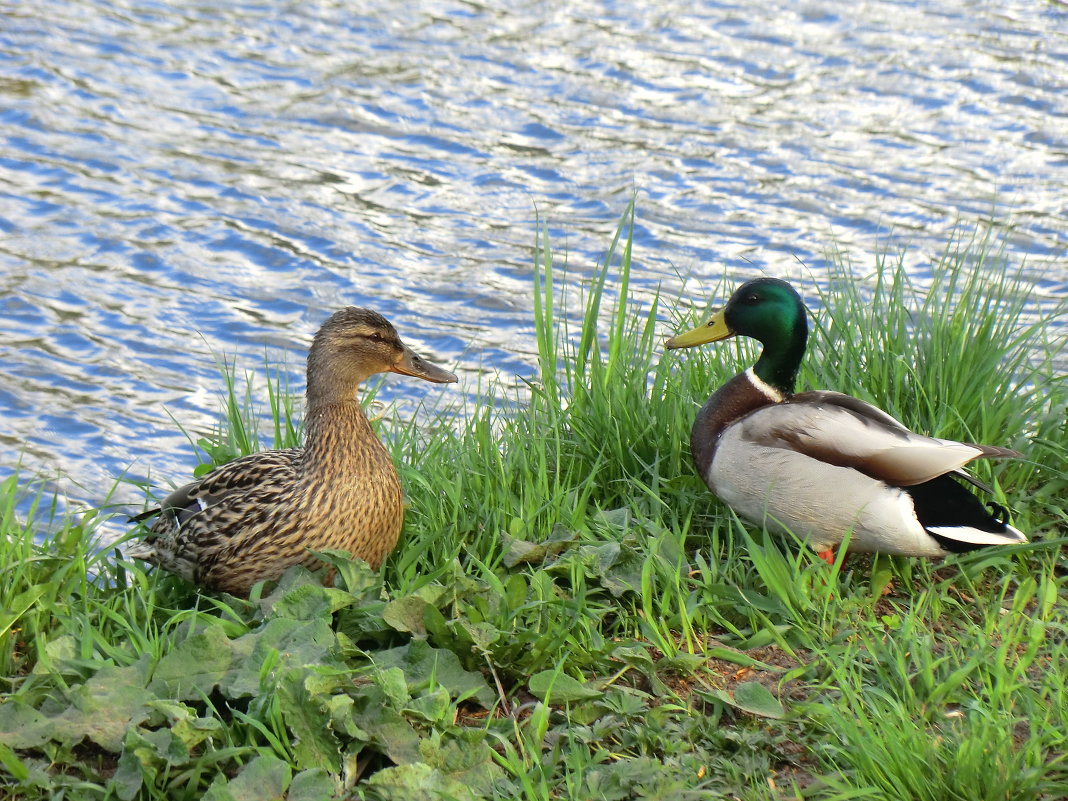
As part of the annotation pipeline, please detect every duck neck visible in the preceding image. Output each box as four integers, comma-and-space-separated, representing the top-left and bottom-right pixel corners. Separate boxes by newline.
751, 314, 807, 396
302, 397, 375, 476
691, 369, 785, 474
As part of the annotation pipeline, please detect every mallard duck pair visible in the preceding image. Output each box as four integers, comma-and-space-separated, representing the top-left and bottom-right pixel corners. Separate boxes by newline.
131, 280, 1026, 595
667, 277, 1027, 560
127, 308, 456, 596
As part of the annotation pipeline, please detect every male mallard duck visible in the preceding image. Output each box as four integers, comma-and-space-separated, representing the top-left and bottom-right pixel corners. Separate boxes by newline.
127, 307, 457, 595
665, 277, 1027, 560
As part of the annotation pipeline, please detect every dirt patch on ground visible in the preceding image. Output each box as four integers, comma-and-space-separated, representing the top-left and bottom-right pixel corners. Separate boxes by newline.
698, 641, 808, 703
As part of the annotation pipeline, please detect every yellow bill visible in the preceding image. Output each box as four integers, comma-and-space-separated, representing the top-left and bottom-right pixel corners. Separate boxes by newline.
665, 308, 734, 349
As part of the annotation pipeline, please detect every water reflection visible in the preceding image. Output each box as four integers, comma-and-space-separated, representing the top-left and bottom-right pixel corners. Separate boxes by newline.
1, 0, 1065, 523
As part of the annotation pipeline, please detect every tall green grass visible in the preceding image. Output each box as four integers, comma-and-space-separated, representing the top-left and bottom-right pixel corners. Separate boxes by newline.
1, 208, 1066, 800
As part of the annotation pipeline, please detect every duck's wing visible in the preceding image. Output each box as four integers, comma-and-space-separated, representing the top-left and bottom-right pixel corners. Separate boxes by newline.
132, 449, 301, 530
125, 450, 302, 588
738, 391, 1021, 487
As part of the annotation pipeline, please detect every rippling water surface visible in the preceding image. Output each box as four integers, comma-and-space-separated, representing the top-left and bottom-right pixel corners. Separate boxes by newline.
2, 0, 1066, 527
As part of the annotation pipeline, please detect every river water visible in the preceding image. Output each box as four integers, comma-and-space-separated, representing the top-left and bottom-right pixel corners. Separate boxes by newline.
2, 0, 1066, 529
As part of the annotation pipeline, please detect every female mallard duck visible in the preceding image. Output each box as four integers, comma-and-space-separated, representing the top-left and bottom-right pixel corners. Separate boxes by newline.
127, 307, 457, 595
666, 277, 1027, 560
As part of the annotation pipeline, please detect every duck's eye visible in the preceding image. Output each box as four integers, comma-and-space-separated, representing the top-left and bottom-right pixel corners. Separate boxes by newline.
369, 332, 383, 342
743, 293, 761, 305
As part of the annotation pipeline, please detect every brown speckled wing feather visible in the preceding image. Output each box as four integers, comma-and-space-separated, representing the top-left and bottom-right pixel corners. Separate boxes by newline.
127, 449, 302, 588
137, 449, 300, 530
174, 476, 307, 590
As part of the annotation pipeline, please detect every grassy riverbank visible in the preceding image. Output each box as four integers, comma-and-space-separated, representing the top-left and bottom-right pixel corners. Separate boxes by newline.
2, 211, 1067, 800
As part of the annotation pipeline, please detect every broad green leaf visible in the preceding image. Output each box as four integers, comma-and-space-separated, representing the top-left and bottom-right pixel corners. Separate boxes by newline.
324, 693, 369, 740
277, 670, 341, 773
377, 666, 411, 708
421, 602, 449, 639
30, 633, 79, 677
404, 686, 451, 724
704, 681, 785, 719
350, 688, 422, 764
732, 681, 785, 718
262, 617, 340, 667
138, 727, 189, 765
146, 699, 196, 722
375, 641, 494, 708
552, 540, 643, 597
657, 652, 707, 674
177, 715, 224, 749
454, 619, 500, 652
149, 624, 234, 700
0, 700, 52, 749
307, 548, 382, 599
287, 768, 337, 801
501, 527, 576, 567
384, 595, 432, 636
147, 700, 224, 751
610, 644, 654, 670
870, 559, 895, 599
222, 617, 341, 698
51, 659, 158, 751
272, 582, 357, 620
595, 544, 645, 597
366, 761, 478, 801
503, 573, 526, 610
418, 730, 501, 792
203, 753, 290, 801
528, 670, 602, 703
593, 506, 631, 529
111, 744, 146, 801
608, 644, 670, 696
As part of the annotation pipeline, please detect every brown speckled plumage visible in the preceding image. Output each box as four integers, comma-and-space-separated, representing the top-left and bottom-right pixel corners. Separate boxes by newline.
127, 307, 457, 596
